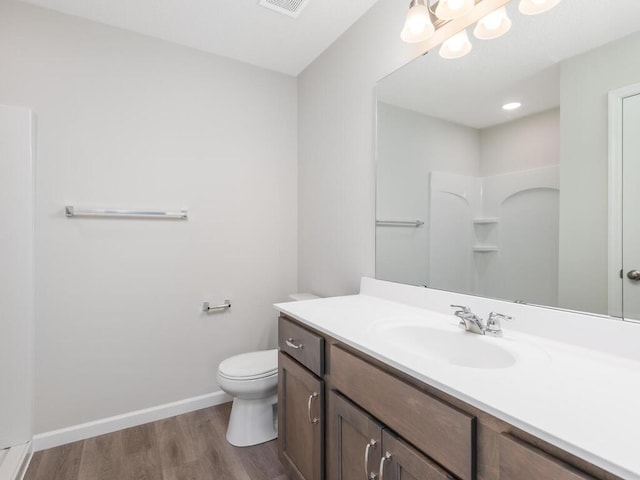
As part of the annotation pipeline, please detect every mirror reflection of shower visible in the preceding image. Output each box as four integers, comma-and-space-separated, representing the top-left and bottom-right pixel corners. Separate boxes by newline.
376, 105, 559, 305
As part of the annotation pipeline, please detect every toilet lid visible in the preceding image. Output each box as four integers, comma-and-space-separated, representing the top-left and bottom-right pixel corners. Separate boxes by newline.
218, 349, 278, 380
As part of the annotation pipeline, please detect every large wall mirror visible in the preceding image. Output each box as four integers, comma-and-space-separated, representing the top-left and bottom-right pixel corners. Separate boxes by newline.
376, 0, 640, 321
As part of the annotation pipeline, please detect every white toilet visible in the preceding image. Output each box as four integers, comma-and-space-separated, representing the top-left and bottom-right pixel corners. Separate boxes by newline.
217, 349, 279, 447
217, 292, 319, 447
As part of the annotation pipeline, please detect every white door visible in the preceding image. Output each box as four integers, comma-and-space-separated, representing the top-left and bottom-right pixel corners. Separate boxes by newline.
0, 105, 34, 449
622, 93, 640, 321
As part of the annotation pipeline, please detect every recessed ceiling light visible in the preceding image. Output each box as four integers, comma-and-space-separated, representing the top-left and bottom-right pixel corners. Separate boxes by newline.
502, 102, 522, 111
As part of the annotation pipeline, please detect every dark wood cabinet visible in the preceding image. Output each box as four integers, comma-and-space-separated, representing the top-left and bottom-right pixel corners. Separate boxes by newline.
278, 350, 324, 480
277, 314, 622, 480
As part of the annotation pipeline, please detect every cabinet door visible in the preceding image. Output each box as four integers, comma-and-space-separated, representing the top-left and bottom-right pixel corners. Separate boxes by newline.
379, 430, 456, 480
329, 391, 384, 480
278, 351, 324, 480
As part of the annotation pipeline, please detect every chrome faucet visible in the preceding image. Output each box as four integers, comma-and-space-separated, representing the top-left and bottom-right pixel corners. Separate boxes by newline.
450, 305, 513, 336
450, 305, 486, 335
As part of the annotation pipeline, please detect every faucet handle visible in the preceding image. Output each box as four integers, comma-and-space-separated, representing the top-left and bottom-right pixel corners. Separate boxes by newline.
450, 304, 471, 313
451, 305, 472, 329
486, 312, 512, 337
489, 312, 512, 322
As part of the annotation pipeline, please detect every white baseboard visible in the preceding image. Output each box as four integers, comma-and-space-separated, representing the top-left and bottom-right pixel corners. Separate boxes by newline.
0, 442, 32, 480
33, 391, 232, 452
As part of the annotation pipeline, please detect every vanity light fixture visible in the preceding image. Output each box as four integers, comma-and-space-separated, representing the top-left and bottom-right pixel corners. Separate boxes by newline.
502, 101, 522, 110
401, 0, 562, 59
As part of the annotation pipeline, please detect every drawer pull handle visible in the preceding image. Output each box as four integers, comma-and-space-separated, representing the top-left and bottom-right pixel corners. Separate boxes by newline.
307, 392, 319, 424
364, 439, 377, 479
378, 452, 392, 480
286, 338, 304, 350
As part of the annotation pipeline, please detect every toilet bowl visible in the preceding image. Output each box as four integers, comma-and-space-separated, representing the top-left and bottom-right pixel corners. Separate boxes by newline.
217, 293, 319, 447
217, 349, 278, 447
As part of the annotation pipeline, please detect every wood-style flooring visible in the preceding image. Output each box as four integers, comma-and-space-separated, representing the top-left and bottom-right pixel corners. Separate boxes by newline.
25, 402, 289, 480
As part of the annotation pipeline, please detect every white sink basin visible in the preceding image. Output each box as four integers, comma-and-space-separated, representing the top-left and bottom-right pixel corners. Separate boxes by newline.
370, 316, 547, 369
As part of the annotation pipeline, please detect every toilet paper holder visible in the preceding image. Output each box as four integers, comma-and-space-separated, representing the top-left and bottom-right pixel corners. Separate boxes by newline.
203, 300, 231, 313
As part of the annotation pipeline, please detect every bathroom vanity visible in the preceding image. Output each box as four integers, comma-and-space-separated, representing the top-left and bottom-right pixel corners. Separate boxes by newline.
275, 278, 640, 480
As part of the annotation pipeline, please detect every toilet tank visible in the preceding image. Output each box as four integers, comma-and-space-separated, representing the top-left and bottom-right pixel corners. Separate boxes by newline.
288, 293, 320, 301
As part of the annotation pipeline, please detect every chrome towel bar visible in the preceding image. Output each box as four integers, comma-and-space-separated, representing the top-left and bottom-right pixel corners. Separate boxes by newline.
65, 206, 187, 220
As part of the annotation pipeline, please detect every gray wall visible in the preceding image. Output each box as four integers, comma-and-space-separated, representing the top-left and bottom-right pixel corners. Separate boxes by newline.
298, 0, 424, 296
480, 108, 560, 176
0, 0, 298, 433
559, 31, 640, 314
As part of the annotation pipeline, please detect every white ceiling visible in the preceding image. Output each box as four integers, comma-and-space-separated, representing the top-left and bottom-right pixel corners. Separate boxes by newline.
17, 0, 380, 76
377, 0, 640, 129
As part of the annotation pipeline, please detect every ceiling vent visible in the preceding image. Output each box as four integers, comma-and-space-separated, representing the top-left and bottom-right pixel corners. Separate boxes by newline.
258, 0, 311, 18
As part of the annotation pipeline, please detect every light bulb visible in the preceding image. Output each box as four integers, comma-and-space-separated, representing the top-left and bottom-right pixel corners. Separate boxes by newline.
474, 6, 512, 40
435, 0, 474, 20
518, 0, 562, 15
439, 29, 472, 59
400, 0, 435, 43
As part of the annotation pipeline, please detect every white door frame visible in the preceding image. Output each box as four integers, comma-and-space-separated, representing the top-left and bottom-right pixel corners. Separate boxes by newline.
608, 82, 640, 321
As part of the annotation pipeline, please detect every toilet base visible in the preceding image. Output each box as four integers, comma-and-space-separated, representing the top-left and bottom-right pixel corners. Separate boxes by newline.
226, 393, 278, 447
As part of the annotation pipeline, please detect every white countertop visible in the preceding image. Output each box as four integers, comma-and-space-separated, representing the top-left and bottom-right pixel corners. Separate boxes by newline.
275, 292, 640, 480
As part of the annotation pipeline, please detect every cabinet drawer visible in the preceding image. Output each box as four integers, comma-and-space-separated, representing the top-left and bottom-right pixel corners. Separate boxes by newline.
499, 434, 595, 480
331, 345, 475, 480
279, 315, 324, 377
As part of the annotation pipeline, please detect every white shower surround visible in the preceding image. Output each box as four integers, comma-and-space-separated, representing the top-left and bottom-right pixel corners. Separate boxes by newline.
429, 165, 559, 304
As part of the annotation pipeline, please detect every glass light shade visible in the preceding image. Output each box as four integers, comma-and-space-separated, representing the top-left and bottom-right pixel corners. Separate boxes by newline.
474, 6, 512, 40
435, 0, 475, 20
439, 29, 472, 59
401, 1, 435, 43
518, 0, 562, 15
